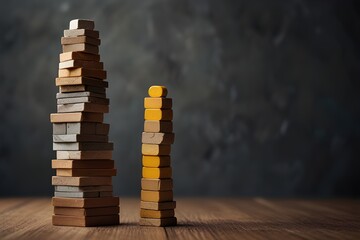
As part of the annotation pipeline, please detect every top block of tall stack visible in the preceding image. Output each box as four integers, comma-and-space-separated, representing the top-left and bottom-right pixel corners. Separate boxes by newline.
69, 19, 94, 30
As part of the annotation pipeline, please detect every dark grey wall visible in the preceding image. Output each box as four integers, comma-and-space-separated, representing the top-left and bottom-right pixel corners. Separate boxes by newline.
0, 0, 359, 197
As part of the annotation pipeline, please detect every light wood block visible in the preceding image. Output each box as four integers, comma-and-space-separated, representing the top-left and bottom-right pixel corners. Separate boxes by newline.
52, 160, 114, 169
61, 36, 100, 46
140, 209, 174, 218
59, 85, 106, 93
144, 120, 173, 133
52, 215, 119, 227
57, 96, 109, 105
62, 43, 99, 55
53, 134, 108, 143
52, 197, 119, 208
141, 190, 173, 202
69, 19, 95, 30
139, 217, 177, 227
54, 206, 119, 217
141, 178, 173, 191
55, 185, 113, 192
142, 132, 174, 144
50, 112, 103, 123
56, 77, 108, 88
57, 91, 106, 99
148, 86, 167, 97
56, 168, 116, 177
142, 144, 171, 155
58, 68, 106, 80
53, 142, 113, 151
57, 103, 109, 113
140, 201, 176, 210
142, 167, 172, 179
60, 52, 100, 62
142, 155, 170, 167
144, 97, 172, 109
64, 29, 99, 38
56, 151, 112, 160
59, 60, 103, 69
144, 109, 173, 120
52, 176, 112, 186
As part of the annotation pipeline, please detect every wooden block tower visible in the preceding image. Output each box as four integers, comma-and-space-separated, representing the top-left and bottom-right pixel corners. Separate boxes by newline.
140, 86, 177, 226
50, 19, 120, 227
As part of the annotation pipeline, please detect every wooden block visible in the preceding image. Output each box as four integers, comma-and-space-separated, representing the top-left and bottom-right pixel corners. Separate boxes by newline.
57, 96, 109, 105
54, 206, 119, 217
61, 36, 100, 46
57, 91, 105, 99
57, 103, 109, 113
140, 209, 174, 218
142, 132, 174, 144
141, 190, 173, 202
53, 142, 113, 151
139, 217, 177, 227
142, 144, 171, 155
141, 178, 173, 191
55, 185, 113, 192
69, 19, 95, 30
54, 191, 103, 198
53, 134, 108, 143
56, 77, 108, 88
59, 60, 103, 69
144, 97, 172, 109
144, 120, 173, 133
64, 122, 109, 135
60, 52, 100, 62
52, 197, 119, 208
58, 68, 106, 80
140, 201, 176, 210
144, 109, 173, 121
64, 29, 99, 38
56, 168, 116, 177
52, 215, 119, 227
142, 167, 172, 179
56, 151, 112, 160
142, 156, 170, 167
100, 191, 113, 197
60, 85, 106, 94
52, 159, 114, 169
62, 43, 99, 55
53, 123, 66, 134
52, 176, 112, 186
148, 86, 168, 97
50, 112, 103, 123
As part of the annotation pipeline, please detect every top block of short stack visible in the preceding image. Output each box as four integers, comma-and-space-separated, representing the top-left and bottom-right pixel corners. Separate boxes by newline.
70, 19, 94, 30
148, 86, 167, 97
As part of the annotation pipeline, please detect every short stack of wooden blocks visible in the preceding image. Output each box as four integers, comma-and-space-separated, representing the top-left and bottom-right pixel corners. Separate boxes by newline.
140, 86, 177, 227
50, 19, 119, 227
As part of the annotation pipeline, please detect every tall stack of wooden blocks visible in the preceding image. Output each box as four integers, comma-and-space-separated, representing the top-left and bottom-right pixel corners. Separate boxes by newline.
50, 19, 120, 227
140, 86, 177, 227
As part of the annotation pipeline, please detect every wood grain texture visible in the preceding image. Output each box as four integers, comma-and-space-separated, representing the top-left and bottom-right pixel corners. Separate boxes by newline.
0, 198, 359, 240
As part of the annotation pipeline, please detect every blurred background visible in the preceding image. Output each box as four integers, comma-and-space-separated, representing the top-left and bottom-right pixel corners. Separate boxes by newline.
0, 0, 359, 197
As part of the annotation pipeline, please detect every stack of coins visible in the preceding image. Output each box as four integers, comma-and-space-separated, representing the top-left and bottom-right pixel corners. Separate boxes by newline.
139, 86, 177, 227
50, 19, 120, 227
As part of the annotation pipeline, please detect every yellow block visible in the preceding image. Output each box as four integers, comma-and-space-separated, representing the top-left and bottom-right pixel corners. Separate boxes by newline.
141, 190, 173, 202
144, 97, 172, 109
142, 155, 170, 167
140, 209, 175, 218
142, 144, 171, 155
142, 167, 172, 179
145, 109, 173, 120
148, 86, 167, 97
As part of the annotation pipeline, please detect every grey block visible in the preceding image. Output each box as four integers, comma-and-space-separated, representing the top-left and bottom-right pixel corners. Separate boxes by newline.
53, 134, 108, 143
53, 142, 113, 151
56, 91, 106, 99
66, 122, 96, 134
57, 103, 109, 113
53, 123, 66, 134
55, 185, 113, 192
57, 97, 109, 105
54, 191, 101, 198
96, 123, 110, 135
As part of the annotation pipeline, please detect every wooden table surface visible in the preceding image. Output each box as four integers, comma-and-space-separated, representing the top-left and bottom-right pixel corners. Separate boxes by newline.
0, 198, 359, 240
